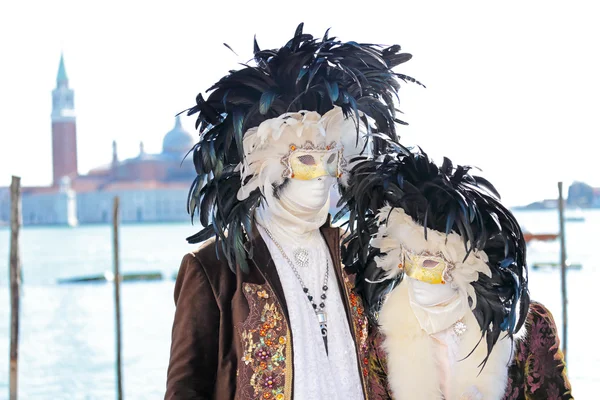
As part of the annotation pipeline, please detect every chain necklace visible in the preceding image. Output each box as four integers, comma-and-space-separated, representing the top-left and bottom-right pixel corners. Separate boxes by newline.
261, 225, 330, 354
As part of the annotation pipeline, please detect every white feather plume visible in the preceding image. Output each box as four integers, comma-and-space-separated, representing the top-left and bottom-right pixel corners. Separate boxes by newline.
236, 106, 367, 200
372, 206, 492, 309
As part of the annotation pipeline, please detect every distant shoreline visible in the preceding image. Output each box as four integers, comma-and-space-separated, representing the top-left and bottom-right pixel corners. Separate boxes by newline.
512, 205, 598, 211
1, 207, 597, 229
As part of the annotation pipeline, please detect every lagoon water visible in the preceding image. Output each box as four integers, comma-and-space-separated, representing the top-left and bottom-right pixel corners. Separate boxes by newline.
0, 209, 597, 398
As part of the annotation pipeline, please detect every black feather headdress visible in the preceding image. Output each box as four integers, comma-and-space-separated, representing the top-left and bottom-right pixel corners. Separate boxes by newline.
183, 23, 423, 273
339, 145, 530, 367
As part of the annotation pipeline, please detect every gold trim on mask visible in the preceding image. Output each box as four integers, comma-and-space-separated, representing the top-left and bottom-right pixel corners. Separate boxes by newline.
401, 249, 455, 285
281, 141, 346, 181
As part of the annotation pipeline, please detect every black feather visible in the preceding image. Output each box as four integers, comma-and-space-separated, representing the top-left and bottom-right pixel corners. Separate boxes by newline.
343, 146, 530, 369
223, 43, 238, 56
183, 23, 422, 273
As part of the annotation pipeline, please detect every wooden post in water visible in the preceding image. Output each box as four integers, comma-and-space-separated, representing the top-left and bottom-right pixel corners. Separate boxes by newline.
9, 176, 22, 400
112, 197, 123, 400
557, 182, 568, 362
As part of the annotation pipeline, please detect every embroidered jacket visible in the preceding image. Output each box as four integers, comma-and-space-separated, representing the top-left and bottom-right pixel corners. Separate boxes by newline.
165, 217, 370, 399
366, 302, 573, 399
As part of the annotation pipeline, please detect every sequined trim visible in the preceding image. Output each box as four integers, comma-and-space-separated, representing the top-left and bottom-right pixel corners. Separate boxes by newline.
341, 270, 370, 397
238, 283, 292, 400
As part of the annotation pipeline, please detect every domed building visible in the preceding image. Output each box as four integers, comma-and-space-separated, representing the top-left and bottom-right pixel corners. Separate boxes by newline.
71, 115, 197, 224
101, 116, 196, 183
163, 116, 195, 155
7, 55, 199, 225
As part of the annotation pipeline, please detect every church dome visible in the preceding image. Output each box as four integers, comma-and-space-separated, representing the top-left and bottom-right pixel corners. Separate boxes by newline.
162, 116, 195, 155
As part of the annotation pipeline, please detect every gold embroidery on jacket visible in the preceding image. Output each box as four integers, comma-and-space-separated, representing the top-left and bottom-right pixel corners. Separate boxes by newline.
238, 283, 291, 400
341, 271, 370, 396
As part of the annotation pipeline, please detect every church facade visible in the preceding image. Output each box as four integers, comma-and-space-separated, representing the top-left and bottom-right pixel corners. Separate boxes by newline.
0, 55, 196, 226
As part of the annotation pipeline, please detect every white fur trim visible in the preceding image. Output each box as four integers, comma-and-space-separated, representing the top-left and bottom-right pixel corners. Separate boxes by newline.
379, 284, 514, 400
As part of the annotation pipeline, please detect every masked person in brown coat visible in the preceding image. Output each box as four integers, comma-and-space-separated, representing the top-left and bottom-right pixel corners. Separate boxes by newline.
165, 24, 423, 400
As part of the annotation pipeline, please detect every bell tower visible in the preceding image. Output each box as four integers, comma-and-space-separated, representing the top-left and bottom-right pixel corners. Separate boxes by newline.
51, 53, 78, 186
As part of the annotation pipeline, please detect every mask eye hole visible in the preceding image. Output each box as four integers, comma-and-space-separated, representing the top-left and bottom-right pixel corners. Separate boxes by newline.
297, 155, 316, 165
422, 259, 440, 269
327, 153, 337, 164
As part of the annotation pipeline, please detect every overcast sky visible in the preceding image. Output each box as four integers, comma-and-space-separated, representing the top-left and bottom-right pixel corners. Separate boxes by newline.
1, 0, 598, 206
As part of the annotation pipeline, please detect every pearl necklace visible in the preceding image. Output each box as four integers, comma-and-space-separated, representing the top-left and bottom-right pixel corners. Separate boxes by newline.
261, 225, 330, 354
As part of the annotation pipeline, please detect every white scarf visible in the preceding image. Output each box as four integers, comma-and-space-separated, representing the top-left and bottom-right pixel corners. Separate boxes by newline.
255, 179, 364, 400
255, 176, 331, 238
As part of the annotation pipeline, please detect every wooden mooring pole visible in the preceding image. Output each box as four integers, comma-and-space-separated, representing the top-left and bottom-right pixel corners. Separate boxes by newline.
557, 182, 568, 362
112, 197, 123, 400
9, 176, 22, 400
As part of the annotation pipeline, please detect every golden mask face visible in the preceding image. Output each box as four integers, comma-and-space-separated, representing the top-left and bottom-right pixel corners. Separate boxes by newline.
401, 249, 454, 285
287, 148, 341, 181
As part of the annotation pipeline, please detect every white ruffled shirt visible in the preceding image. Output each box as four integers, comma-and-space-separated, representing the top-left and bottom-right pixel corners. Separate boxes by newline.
255, 185, 364, 400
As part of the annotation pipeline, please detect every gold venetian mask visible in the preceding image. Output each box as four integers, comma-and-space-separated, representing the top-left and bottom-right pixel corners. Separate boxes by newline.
282, 142, 344, 181
400, 249, 454, 285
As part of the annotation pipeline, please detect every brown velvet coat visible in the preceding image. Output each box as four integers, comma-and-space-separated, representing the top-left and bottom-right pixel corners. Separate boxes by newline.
165, 218, 370, 400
